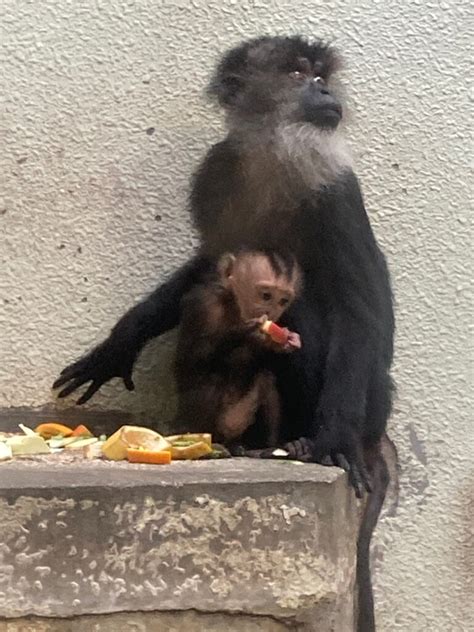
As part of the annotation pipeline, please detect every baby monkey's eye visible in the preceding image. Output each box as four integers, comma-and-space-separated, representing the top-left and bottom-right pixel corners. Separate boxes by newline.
261, 292, 273, 301
279, 298, 289, 307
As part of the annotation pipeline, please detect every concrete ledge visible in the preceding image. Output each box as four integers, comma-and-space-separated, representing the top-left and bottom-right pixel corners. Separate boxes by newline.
0, 459, 358, 631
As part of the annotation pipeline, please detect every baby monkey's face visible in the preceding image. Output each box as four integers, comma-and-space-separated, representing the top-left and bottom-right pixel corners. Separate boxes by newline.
224, 253, 300, 323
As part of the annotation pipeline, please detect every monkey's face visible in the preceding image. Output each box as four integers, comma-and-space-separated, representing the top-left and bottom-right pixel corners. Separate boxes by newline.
209, 36, 343, 131
223, 253, 299, 322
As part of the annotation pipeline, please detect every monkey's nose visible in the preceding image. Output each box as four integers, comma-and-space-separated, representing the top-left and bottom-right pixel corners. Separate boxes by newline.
310, 78, 330, 95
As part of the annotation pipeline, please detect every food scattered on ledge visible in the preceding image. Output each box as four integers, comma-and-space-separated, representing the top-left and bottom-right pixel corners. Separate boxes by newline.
0, 423, 228, 465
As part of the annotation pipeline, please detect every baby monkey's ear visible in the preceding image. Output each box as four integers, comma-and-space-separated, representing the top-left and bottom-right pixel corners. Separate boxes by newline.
217, 253, 237, 282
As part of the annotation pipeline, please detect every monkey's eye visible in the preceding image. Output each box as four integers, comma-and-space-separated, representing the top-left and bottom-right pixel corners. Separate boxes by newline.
261, 292, 273, 302
279, 298, 289, 307
289, 71, 306, 80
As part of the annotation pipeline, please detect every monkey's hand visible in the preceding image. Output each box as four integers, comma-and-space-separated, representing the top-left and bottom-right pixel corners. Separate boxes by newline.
244, 316, 268, 331
315, 420, 372, 498
244, 316, 271, 345
52, 336, 137, 405
284, 423, 372, 499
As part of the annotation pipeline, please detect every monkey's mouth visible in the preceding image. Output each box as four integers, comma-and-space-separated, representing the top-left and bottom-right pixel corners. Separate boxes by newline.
303, 101, 343, 129
313, 104, 343, 128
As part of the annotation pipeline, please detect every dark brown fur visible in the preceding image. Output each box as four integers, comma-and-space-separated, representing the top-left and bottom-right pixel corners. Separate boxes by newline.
173, 251, 300, 448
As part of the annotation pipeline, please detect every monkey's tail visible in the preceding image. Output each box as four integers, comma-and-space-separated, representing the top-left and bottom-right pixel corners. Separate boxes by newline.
356, 434, 398, 632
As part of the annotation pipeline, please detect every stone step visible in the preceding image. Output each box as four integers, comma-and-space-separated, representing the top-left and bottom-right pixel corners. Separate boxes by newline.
0, 458, 358, 631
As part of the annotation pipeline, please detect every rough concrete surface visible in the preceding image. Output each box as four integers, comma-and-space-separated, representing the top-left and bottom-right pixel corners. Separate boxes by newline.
0, 459, 357, 631
0, 611, 292, 632
0, 1, 472, 631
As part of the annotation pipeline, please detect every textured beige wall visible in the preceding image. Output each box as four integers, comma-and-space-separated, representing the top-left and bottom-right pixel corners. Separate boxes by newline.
1, 1, 472, 630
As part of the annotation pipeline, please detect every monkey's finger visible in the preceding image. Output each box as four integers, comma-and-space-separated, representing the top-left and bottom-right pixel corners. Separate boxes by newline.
348, 466, 364, 499
349, 460, 373, 498
320, 455, 333, 466
53, 374, 73, 390
58, 360, 82, 377
285, 438, 314, 462
76, 380, 102, 405
56, 377, 89, 399
123, 375, 135, 391
53, 363, 84, 389
334, 453, 350, 472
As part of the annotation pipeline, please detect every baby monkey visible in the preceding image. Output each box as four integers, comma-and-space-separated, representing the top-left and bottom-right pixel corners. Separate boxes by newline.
174, 250, 302, 451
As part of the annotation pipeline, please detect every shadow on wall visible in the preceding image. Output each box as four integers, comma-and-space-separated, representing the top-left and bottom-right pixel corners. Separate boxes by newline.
53, 331, 181, 433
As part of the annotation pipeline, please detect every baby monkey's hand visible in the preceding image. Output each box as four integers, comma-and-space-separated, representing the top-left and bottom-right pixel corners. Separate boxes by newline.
282, 331, 302, 352
244, 315, 268, 331
244, 316, 270, 345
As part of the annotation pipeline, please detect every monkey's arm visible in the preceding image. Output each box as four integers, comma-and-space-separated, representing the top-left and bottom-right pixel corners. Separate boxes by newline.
295, 173, 394, 495
53, 255, 212, 404
325, 174, 393, 492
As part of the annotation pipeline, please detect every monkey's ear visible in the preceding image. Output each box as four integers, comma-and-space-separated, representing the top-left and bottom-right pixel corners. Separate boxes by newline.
218, 253, 236, 280
209, 74, 244, 106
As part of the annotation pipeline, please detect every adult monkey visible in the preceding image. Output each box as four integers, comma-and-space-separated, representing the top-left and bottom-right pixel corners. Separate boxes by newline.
54, 36, 395, 630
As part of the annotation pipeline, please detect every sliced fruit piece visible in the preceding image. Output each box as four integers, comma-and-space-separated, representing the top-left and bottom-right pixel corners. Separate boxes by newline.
126, 448, 172, 465
260, 320, 289, 345
169, 441, 213, 460
35, 422, 73, 439
166, 433, 212, 448
6, 434, 50, 455
71, 424, 93, 437
101, 426, 170, 461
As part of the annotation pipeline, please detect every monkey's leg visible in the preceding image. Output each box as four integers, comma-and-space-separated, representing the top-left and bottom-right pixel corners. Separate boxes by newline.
258, 372, 281, 448
53, 255, 212, 404
216, 385, 260, 452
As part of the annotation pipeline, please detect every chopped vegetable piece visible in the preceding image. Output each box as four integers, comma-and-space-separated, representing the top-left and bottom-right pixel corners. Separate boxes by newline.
65, 437, 98, 450
126, 449, 172, 465
35, 422, 73, 439
272, 448, 289, 457
71, 424, 93, 437
102, 426, 170, 461
19, 424, 36, 436
48, 436, 80, 449
0, 443, 12, 461
7, 435, 50, 455
84, 442, 105, 460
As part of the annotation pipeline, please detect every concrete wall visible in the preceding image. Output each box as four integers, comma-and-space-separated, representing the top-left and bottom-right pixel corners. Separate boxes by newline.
1, 1, 472, 630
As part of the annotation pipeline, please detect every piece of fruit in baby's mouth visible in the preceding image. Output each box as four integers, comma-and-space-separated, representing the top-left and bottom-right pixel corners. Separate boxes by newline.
260, 320, 289, 344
